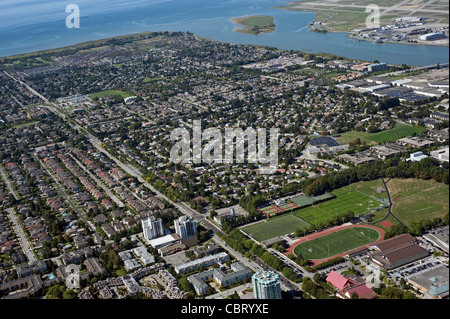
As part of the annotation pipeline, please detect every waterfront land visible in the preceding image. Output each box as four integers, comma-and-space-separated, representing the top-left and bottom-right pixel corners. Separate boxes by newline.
276, 0, 449, 46
231, 15, 276, 35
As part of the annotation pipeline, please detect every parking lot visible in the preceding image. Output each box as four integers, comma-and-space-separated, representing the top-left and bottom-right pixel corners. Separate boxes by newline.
389, 256, 443, 280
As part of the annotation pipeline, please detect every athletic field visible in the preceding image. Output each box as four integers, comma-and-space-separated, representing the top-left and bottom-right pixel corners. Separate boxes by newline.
242, 214, 309, 242
293, 227, 380, 260
315, 186, 385, 216
243, 183, 386, 242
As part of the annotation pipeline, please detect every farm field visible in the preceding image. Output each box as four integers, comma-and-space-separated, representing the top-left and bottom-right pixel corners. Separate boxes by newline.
293, 226, 381, 260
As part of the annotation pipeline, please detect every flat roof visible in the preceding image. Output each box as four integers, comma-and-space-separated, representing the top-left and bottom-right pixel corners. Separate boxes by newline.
408, 265, 449, 292
147, 234, 179, 248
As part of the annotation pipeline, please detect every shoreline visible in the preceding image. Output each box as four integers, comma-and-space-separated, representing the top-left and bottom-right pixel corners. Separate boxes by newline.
273, 2, 449, 48
230, 15, 276, 35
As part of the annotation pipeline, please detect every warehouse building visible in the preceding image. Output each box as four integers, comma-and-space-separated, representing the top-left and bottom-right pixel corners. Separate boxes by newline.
419, 32, 446, 41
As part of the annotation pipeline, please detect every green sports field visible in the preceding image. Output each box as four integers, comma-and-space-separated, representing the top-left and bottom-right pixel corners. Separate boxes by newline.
323, 185, 386, 215
336, 124, 425, 145
242, 214, 309, 242
242, 183, 386, 242
388, 178, 449, 227
293, 227, 381, 260
295, 186, 386, 223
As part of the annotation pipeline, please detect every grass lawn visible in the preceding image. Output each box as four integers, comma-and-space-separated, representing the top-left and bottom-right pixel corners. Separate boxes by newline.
242, 178, 448, 243
242, 214, 310, 242
116, 268, 127, 277
231, 15, 276, 35
336, 124, 426, 145
12, 120, 40, 129
351, 179, 389, 202
387, 178, 449, 227
370, 208, 397, 228
357, 178, 448, 228
303, 185, 386, 219
293, 227, 381, 259
244, 182, 386, 242
294, 206, 334, 225
89, 90, 134, 99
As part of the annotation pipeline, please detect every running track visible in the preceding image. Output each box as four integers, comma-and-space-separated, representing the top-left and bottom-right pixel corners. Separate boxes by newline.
285, 224, 386, 266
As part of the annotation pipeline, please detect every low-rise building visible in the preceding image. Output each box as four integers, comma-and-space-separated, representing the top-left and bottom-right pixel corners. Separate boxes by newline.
397, 137, 435, 149
175, 252, 230, 274
407, 265, 449, 299
369, 234, 429, 270
187, 262, 252, 295
430, 146, 449, 163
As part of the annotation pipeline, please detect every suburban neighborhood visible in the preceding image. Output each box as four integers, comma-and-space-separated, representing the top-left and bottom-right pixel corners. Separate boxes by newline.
0, 31, 448, 302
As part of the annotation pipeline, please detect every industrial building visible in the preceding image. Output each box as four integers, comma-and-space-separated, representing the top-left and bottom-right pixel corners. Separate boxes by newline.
419, 32, 446, 41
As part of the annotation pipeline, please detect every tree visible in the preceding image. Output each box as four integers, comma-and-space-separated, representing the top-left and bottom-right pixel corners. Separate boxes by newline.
178, 277, 193, 293
63, 289, 77, 299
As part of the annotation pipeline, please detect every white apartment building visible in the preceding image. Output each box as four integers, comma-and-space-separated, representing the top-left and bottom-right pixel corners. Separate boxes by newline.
142, 216, 164, 241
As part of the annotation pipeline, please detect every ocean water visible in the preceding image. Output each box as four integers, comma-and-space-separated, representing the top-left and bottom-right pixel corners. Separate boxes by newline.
0, 0, 448, 66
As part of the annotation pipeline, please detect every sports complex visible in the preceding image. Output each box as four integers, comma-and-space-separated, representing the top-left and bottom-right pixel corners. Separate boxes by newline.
285, 224, 385, 266
238, 176, 448, 267
241, 181, 388, 243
